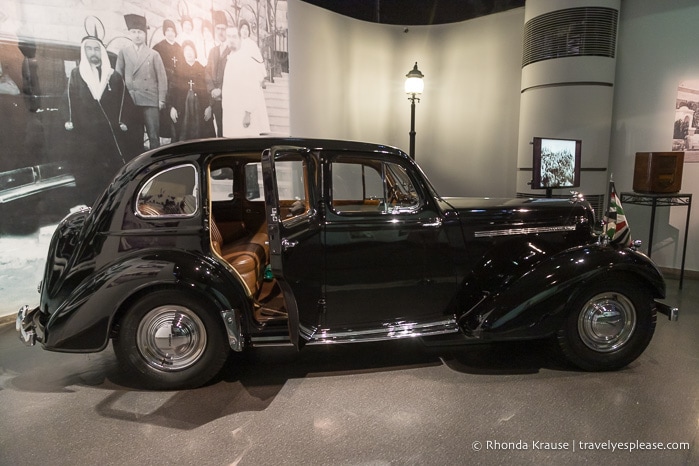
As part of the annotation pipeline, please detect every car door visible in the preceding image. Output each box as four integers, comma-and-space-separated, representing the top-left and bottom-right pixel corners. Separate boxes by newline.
321, 152, 456, 330
261, 146, 322, 348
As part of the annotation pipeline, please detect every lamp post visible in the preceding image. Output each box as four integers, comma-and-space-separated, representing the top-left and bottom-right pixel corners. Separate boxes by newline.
405, 62, 424, 160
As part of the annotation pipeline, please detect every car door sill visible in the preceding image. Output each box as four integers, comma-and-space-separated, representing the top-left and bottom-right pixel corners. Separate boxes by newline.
250, 318, 459, 346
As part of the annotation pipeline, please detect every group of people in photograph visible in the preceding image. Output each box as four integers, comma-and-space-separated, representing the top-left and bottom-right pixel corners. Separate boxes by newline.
66, 10, 272, 201
148, 11, 270, 145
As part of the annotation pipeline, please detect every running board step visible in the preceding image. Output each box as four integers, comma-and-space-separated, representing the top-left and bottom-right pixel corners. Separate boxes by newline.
250, 318, 459, 346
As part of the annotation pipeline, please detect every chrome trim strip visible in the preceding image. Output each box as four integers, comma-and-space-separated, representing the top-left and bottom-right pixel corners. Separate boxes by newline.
474, 225, 576, 238
306, 319, 459, 344
249, 319, 460, 347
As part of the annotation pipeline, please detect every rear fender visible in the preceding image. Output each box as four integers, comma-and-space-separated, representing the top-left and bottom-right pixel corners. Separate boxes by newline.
459, 245, 665, 340
43, 250, 248, 352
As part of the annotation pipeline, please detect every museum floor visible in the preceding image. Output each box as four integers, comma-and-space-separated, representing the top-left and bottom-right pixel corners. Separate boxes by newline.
1, 278, 697, 465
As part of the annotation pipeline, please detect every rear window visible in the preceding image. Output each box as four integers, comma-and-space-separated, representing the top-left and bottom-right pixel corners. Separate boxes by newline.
136, 164, 198, 217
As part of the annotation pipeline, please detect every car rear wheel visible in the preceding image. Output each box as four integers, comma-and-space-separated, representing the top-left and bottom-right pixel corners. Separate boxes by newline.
114, 290, 229, 389
555, 279, 656, 371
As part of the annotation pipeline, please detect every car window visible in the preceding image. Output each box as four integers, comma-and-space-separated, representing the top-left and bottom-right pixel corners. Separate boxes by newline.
136, 164, 198, 217
277, 157, 310, 220
247, 159, 309, 220
209, 167, 234, 202
330, 157, 421, 214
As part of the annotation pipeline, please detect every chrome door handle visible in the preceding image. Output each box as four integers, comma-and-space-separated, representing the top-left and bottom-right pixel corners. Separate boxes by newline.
281, 238, 298, 251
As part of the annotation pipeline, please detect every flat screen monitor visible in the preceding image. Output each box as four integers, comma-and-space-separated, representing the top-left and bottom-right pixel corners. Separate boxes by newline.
531, 137, 582, 190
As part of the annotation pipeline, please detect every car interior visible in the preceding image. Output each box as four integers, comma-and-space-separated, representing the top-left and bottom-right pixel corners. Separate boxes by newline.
208, 153, 306, 325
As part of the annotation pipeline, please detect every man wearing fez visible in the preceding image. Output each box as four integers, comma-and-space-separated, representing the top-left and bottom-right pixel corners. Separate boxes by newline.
65, 36, 139, 203
153, 19, 183, 143
205, 10, 229, 137
116, 14, 167, 149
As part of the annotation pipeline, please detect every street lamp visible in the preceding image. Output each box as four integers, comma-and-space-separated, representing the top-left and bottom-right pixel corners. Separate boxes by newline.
405, 62, 424, 160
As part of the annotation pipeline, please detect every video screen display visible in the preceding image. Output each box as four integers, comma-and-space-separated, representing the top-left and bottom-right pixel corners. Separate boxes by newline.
532, 137, 581, 189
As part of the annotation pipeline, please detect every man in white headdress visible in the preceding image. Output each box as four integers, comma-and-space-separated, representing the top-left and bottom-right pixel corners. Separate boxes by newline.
221, 26, 270, 137
66, 36, 139, 203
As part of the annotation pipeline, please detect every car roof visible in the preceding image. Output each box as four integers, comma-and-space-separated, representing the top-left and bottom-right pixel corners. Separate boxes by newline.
124, 137, 411, 172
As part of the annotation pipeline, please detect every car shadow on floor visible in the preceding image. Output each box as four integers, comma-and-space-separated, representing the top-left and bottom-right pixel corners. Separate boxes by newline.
92, 338, 577, 429
5, 328, 576, 430
436, 339, 576, 375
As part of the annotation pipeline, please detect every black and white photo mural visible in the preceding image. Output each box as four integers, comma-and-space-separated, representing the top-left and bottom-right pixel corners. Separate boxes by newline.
674, 79, 699, 161
0, 0, 289, 314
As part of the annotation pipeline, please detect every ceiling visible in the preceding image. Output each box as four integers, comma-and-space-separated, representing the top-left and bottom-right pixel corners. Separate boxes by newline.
300, 0, 525, 25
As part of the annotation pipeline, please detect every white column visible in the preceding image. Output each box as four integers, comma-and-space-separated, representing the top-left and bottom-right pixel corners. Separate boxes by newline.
516, 0, 620, 200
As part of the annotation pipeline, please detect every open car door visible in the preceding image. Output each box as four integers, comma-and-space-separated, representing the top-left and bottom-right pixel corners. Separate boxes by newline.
261, 146, 322, 349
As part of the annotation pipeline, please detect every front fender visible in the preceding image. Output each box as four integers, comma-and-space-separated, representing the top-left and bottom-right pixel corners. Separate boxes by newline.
459, 244, 665, 340
43, 250, 248, 352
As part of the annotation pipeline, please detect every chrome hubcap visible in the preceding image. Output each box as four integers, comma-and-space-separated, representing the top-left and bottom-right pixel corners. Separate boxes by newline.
136, 305, 206, 371
578, 292, 636, 352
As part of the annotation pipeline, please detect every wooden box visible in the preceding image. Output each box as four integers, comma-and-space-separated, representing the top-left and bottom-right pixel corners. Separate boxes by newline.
633, 152, 684, 193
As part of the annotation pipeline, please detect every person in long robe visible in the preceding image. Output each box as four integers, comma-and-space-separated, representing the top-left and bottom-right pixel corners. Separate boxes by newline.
169, 41, 214, 141
153, 19, 183, 142
221, 26, 270, 138
238, 20, 265, 67
66, 36, 139, 204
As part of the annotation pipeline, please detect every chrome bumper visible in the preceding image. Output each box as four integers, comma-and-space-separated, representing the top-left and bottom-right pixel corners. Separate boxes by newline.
655, 301, 679, 322
16, 305, 40, 346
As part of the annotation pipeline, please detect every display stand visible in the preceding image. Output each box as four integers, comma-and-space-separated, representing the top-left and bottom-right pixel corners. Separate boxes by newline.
620, 192, 692, 289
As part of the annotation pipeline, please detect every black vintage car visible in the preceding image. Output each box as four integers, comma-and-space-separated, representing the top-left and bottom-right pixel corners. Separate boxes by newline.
16, 138, 677, 389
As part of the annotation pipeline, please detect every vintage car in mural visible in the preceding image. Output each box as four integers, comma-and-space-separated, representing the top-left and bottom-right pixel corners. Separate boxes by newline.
16, 137, 677, 389
0, 35, 138, 232
0, 37, 80, 231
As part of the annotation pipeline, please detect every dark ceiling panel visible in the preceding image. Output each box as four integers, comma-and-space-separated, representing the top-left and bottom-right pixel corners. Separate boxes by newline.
300, 0, 525, 25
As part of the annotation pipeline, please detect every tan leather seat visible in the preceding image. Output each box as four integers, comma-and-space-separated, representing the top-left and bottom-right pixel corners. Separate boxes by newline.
211, 219, 268, 296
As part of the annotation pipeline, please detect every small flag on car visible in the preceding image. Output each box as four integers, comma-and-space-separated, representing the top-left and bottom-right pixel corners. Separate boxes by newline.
603, 177, 631, 246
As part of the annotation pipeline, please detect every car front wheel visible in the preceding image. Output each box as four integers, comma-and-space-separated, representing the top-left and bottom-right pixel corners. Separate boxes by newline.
114, 290, 229, 389
555, 279, 656, 371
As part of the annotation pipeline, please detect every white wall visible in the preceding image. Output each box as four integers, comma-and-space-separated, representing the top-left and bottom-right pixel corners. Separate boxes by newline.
610, 0, 699, 272
289, 0, 699, 274
287, 0, 524, 197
